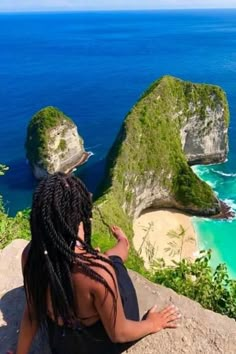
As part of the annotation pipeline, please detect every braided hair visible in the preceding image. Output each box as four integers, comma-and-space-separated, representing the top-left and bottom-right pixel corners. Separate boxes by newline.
23, 172, 117, 326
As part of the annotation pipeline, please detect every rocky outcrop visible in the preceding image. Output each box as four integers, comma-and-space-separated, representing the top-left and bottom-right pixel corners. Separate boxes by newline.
179, 84, 229, 165
94, 76, 229, 224
92, 76, 229, 271
25, 106, 89, 179
1, 240, 236, 354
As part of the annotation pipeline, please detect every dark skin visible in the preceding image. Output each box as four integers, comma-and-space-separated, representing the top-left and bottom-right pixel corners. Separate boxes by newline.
14, 223, 181, 354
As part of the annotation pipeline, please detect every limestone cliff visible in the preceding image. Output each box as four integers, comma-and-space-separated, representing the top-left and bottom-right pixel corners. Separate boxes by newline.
1, 240, 236, 354
92, 76, 229, 269
179, 81, 229, 165
25, 106, 88, 179
95, 76, 229, 218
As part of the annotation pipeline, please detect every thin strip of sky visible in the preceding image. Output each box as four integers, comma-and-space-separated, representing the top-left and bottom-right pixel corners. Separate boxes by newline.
0, 0, 236, 12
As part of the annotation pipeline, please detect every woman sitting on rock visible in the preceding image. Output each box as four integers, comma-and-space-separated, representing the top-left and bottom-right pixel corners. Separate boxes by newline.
16, 172, 180, 354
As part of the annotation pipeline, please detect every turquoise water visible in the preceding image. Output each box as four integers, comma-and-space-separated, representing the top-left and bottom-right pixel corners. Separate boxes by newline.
192, 164, 236, 279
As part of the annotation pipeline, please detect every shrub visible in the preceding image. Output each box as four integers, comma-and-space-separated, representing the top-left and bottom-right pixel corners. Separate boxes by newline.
0, 209, 31, 249
152, 250, 236, 319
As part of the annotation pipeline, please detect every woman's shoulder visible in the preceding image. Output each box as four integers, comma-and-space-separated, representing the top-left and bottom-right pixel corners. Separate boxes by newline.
72, 252, 117, 289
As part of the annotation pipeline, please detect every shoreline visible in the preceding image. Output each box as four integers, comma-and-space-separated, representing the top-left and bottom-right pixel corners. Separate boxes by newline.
133, 208, 198, 269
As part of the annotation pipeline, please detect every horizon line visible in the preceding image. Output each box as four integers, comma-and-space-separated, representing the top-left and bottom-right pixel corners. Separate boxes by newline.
1, 7, 236, 14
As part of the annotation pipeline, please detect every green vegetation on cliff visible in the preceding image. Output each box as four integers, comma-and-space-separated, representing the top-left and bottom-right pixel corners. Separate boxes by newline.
25, 106, 74, 168
142, 76, 229, 125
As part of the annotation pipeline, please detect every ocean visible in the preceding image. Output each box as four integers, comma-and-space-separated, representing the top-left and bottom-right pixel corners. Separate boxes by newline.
0, 10, 236, 276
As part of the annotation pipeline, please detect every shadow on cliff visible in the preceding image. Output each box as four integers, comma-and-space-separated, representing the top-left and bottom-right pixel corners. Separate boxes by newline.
0, 286, 25, 353
76, 158, 107, 196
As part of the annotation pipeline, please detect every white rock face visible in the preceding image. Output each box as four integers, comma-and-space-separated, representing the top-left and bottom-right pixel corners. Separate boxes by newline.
33, 121, 85, 179
180, 101, 228, 164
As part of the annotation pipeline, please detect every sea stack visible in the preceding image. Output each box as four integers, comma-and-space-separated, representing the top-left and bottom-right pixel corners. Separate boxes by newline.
25, 106, 88, 179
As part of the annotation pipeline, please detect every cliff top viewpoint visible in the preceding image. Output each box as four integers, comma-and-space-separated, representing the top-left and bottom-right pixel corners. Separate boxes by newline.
1, 240, 236, 354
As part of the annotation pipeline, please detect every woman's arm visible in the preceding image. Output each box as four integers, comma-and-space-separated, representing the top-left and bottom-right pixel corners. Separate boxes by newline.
16, 305, 38, 354
92, 261, 180, 343
105, 226, 130, 262
16, 244, 39, 354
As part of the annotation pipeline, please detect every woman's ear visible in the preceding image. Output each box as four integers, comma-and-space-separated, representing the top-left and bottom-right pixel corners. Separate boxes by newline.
78, 221, 85, 241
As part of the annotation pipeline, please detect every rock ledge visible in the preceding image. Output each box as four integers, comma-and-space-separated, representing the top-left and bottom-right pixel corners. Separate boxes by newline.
1, 240, 236, 354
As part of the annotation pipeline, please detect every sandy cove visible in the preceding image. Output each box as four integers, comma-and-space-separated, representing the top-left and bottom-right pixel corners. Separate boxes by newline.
133, 209, 198, 269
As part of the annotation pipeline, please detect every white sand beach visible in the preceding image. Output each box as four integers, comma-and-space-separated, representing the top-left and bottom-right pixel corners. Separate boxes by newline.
133, 209, 198, 269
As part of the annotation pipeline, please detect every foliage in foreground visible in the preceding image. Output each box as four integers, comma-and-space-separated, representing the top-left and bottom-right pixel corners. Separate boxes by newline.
152, 250, 236, 319
0, 208, 31, 249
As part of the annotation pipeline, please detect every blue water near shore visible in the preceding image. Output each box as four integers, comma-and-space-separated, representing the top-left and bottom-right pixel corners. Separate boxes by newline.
1, 10, 236, 276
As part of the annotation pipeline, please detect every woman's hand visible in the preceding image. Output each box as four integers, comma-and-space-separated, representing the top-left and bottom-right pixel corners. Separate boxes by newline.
145, 304, 181, 333
110, 226, 129, 248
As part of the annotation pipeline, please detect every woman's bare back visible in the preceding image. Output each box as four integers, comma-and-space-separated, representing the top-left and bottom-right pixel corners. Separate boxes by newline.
22, 242, 110, 327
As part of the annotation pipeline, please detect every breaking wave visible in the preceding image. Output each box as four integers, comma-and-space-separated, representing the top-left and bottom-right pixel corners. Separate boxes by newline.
212, 170, 236, 178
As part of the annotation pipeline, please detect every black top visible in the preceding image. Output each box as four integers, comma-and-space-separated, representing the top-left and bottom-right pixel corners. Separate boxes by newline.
47, 256, 140, 354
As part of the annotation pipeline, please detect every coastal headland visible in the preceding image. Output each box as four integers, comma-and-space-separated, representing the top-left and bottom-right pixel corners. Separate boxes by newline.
92, 75, 230, 269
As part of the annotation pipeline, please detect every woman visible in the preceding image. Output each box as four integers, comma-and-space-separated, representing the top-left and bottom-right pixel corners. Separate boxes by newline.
16, 172, 180, 354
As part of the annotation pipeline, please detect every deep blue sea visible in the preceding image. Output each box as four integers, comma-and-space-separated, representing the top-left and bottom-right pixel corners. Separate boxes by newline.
1, 10, 236, 276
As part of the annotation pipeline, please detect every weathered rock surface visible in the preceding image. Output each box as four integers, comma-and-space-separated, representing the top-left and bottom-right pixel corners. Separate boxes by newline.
180, 91, 229, 165
1, 240, 236, 354
25, 106, 88, 179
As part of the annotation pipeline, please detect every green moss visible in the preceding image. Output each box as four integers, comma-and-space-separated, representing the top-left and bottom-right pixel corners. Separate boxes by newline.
25, 106, 73, 168
58, 139, 67, 152
173, 163, 216, 209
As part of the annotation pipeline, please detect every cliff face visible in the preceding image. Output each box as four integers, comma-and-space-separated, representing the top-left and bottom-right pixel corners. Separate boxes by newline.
179, 84, 229, 165
25, 106, 86, 179
1, 240, 236, 354
92, 76, 229, 269
95, 76, 229, 220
